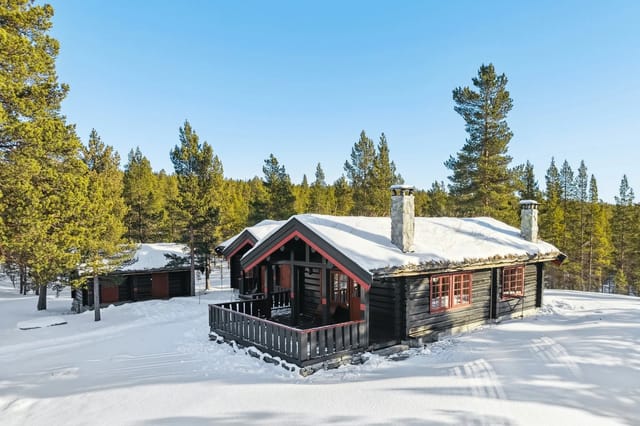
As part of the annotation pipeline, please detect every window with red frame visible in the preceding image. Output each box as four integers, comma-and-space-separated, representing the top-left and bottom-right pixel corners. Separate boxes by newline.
502, 266, 524, 298
430, 273, 472, 313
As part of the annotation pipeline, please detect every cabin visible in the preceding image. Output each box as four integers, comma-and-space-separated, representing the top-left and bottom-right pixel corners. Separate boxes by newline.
209, 187, 565, 367
73, 243, 191, 313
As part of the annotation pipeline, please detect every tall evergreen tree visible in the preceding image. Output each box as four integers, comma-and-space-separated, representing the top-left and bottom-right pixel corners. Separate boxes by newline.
123, 147, 162, 242
517, 161, 541, 201
294, 174, 310, 213
309, 163, 330, 214
0, 1, 90, 309
258, 154, 296, 220
344, 130, 376, 216
445, 63, 517, 223
170, 120, 224, 292
576, 161, 589, 289
612, 175, 637, 295
426, 181, 451, 217
79, 129, 128, 321
332, 176, 353, 216
370, 133, 403, 216
586, 175, 612, 292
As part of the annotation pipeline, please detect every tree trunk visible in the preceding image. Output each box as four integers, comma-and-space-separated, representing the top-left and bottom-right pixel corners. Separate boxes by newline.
205, 254, 210, 291
189, 227, 195, 296
37, 284, 47, 310
94, 275, 101, 321
19, 266, 26, 295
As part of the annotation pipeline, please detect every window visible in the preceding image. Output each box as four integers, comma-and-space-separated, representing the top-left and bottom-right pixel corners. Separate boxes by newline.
502, 266, 524, 298
329, 271, 360, 306
430, 273, 472, 313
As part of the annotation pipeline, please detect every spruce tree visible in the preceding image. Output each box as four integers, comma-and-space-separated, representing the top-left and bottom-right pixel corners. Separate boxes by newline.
576, 161, 589, 289
446, 63, 517, 223
370, 133, 403, 216
294, 175, 310, 213
309, 163, 329, 214
586, 175, 612, 292
517, 161, 541, 201
170, 120, 224, 292
612, 175, 637, 295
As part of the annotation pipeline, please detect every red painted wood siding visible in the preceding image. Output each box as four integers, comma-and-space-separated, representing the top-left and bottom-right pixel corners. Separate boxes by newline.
152, 273, 169, 298
101, 285, 119, 304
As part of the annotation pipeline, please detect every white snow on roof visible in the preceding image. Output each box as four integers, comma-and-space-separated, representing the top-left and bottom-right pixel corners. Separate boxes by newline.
118, 243, 189, 272
217, 220, 285, 252
250, 214, 561, 274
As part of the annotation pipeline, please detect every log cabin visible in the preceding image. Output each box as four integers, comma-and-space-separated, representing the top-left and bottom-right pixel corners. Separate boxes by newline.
210, 186, 565, 367
73, 243, 191, 312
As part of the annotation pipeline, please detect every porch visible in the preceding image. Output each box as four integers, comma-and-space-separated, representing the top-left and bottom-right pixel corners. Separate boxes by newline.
209, 292, 368, 366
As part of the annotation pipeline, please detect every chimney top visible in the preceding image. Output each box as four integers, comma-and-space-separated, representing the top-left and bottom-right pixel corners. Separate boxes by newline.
390, 185, 415, 196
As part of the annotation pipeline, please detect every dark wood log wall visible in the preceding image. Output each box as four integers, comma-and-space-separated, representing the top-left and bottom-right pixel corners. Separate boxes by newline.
369, 278, 405, 343
406, 269, 492, 340
496, 264, 539, 318
302, 267, 321, 317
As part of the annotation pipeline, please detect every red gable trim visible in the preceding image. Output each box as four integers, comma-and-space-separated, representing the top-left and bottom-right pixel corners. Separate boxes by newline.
243, 230, 371, 291
226, 238, 255, 260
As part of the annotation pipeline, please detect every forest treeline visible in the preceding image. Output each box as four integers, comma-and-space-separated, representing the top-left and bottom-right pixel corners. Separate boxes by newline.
0, 2, 637, 311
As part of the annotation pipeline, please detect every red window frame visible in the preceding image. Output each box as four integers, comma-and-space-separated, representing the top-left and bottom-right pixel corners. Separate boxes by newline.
430, 273, 472, 313
502, 266, 524, 299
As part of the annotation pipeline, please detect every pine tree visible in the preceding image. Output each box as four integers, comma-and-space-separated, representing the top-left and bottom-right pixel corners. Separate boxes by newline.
0, 1, 90, 310
79, 129, 128, 321
123, 147, 163, 242
344, 130, 376, 216
446, 63, 517, 223
170, 120, 224, 292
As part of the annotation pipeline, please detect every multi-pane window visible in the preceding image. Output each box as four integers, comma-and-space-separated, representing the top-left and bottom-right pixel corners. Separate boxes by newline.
331, 272, 349, 305
502, 266, 524, 298
431, 273, 472, 313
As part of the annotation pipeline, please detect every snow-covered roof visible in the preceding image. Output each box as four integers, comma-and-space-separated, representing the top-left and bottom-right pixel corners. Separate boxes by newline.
117, 243, 190, 272
216, 220, 285, 254
247, 214, 562, 276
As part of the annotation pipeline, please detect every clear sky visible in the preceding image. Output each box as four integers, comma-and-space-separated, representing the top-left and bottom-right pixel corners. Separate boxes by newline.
47, 0, 640, 202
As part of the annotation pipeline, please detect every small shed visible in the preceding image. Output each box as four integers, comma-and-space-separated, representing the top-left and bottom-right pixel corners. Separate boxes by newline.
73, 243, 191, 312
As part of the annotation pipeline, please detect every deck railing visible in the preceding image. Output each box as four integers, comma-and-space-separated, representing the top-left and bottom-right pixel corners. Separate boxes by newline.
209, 299, 366, 365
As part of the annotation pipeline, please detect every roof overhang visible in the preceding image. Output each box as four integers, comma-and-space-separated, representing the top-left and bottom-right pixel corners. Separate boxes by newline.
241, 218, 373, 290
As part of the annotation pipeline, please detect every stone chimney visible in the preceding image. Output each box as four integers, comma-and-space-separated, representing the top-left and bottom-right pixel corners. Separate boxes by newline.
391, 185, 415, 252
520, 200, 539, 242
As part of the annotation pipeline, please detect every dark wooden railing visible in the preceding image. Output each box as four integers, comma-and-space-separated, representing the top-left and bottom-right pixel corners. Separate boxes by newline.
209, 299, 367, 365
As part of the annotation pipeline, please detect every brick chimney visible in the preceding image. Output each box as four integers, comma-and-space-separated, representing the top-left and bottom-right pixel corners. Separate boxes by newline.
520, 200, 539, 242
391, 185, 415, 252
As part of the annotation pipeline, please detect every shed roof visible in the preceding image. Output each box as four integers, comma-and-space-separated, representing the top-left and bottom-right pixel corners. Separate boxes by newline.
116, 243, 190, 273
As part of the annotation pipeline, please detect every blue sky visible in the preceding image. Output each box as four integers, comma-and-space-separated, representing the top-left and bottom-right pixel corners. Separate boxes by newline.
48, 0, 640, 202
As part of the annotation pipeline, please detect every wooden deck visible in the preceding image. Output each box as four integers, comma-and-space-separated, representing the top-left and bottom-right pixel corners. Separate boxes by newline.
209, 294, 367, 366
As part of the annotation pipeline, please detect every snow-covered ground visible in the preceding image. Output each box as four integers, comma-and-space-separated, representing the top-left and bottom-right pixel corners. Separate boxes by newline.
1, 270, 638, 426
